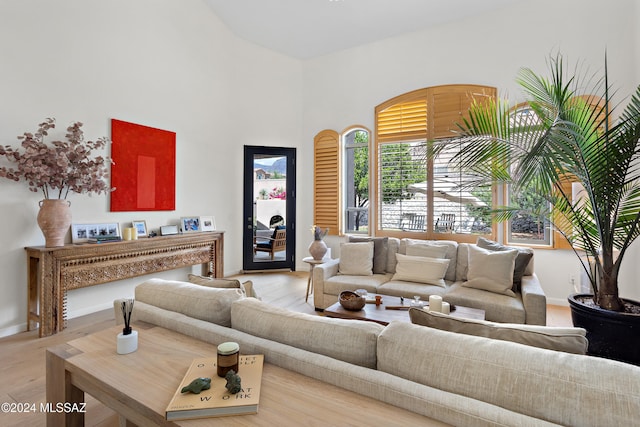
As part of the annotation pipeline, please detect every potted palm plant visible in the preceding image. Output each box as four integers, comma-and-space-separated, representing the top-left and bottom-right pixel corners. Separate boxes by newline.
436, 54, 640, 364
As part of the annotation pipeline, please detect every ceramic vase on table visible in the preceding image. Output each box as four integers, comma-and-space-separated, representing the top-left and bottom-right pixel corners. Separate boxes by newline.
308, 239, 328, 261
37, 199, 72, 247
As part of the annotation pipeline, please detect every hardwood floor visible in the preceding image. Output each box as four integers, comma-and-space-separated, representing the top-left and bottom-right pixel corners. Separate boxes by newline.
0, 271, 571, 427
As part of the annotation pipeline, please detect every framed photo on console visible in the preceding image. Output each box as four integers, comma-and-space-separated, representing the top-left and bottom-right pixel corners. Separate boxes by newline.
180, 217, 200, 233
132, 220, 147, 237
200, 216, 216, 232
71, 223, 120, 244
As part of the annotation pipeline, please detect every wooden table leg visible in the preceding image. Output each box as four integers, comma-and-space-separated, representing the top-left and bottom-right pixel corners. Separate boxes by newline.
26, 254, 39, 332
47, 344, 85, 427
305, 265, 314, 302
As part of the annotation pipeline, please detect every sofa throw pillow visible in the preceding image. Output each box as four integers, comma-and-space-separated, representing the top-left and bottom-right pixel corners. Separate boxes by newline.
391, 253, 450, 287
405, 243, 448, 260
477, 237, 534, 290
402, 239, 458, 282
187, 274, 258, 299
339, 242, 374, 276
409, 308, 588, 354
464, 244, 518, 297
348, 236, 389, 274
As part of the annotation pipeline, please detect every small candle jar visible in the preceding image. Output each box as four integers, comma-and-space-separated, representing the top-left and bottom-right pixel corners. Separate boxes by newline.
217, 342, 239, 377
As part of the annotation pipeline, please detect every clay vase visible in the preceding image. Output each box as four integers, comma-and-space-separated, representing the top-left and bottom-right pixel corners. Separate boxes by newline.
308, 239, 328, 261
37, 199, 72, 247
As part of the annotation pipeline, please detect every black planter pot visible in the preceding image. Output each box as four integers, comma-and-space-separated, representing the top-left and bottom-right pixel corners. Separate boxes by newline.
568, 293, 640, 365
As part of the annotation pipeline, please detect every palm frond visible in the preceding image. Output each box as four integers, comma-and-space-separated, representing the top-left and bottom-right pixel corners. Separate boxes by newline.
434, 53, 640, 310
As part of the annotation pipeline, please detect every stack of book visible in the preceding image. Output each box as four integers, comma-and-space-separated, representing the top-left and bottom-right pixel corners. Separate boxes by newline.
166, 354, 264, 421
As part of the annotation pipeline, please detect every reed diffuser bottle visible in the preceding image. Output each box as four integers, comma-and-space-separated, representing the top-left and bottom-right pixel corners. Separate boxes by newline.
117, 299, 138, 354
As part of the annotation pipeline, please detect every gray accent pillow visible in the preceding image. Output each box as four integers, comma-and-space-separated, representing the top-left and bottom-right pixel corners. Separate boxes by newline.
477, 237, 534, 290
409, 308, 588, 354
348, 236, 389, 274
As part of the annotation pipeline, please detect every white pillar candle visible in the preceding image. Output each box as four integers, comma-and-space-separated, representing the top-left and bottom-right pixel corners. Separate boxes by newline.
429, 295, 443, 313
441, 302, 450, 315
123, 228, 132, 241
130, 227, 138, 240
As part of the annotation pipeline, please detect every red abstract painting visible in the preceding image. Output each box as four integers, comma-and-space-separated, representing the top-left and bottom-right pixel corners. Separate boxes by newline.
110, 119, 176, 211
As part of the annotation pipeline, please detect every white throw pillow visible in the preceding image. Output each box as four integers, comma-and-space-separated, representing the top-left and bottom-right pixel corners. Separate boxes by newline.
464, 244, 518, 297
391, 253, 450, 287
406, 243, 448, 259
339, 242, 374, 275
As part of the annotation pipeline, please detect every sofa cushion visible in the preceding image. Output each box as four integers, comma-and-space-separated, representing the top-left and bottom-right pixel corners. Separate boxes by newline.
405, 243, 448, 259
231, 297, 383, 368
477, 237, 534, 290
409, 308, 588, 354
457, 243, 535, 283
348, 236, 388, 274
135, 278, 244, 327
377, 321, 640, 427
464, 244, 518, 297
402, 239, 458, 282
385, 237, 401, 273
339, 242, 374, 275
444, 283, 526, 323
187, 274, 258, 299
324, 274, 392, 296
391, 253, 450, 287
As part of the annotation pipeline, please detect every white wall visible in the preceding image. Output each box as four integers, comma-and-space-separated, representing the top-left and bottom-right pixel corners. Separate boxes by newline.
1, 0, 638, 336
301, 0, 640, 306
0, 0, 303, 336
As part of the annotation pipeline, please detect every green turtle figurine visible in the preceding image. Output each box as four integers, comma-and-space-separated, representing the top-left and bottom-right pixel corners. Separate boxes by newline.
181, 377, 212, 394
225, 370, 242, 394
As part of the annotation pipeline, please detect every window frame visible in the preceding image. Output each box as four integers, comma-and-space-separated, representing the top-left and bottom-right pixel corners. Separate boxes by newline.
342, 126, 371, 235
373, 85, 498, 243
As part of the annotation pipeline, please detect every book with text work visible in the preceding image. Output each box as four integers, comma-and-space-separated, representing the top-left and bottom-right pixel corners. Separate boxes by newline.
165, 354, 264, 421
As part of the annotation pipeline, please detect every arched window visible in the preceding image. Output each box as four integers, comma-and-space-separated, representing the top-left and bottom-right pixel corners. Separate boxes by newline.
374, 84, 497, 243
343, 127, 370, 234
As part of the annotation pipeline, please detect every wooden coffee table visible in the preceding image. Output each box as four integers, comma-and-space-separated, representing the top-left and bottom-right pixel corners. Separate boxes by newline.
46, 323, 447, 426
324, 294, 485, 325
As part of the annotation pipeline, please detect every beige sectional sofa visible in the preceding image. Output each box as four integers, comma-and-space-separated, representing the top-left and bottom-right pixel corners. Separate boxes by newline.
115, 278, 640, 427
313, 237, 547, 325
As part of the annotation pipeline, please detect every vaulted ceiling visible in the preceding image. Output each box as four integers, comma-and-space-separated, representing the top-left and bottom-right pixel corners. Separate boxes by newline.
203, 0, 524, 59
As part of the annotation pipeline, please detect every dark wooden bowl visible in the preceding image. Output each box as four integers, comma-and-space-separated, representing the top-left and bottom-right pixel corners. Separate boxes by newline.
339, 290, 366, 311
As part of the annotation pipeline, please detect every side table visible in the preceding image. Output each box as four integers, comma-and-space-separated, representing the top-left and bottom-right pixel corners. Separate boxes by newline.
302, 256, 326, 302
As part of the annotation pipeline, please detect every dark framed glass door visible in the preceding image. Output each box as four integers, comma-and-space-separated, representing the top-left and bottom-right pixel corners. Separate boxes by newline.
243, 146, 296, 271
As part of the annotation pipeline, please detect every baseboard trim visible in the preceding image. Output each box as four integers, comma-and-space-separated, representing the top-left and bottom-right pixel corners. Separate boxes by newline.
0, 323, 26, 339
547, 297, 570, 307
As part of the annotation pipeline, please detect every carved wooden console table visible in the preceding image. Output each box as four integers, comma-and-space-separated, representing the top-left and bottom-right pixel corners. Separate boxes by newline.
26, 231, 224, 337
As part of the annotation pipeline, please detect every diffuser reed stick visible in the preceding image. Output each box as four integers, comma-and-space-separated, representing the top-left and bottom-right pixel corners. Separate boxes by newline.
120, 299, 135, 335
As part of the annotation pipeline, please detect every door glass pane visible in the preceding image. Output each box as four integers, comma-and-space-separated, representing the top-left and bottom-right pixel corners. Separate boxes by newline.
253, 154, 287, 262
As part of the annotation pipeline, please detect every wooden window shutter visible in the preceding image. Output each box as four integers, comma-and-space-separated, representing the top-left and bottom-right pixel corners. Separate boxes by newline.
428, 85, 496, 140
314, 130, 341, 236
376, 88, 428, 143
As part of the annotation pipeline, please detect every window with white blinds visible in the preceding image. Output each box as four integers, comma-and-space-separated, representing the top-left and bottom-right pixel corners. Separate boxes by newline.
378, 141, 427, 232
374, 84, 497, 242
